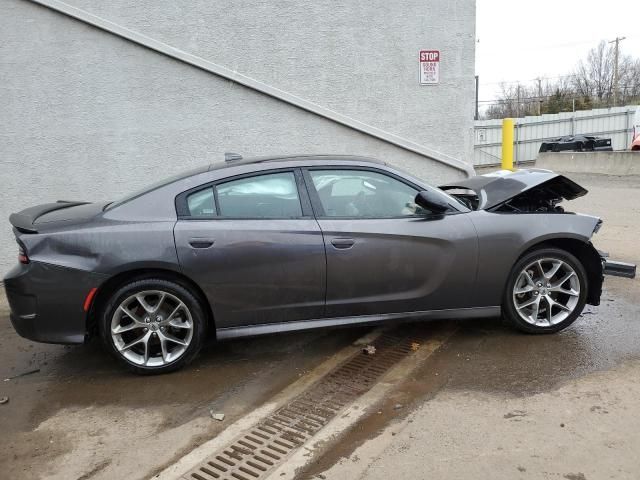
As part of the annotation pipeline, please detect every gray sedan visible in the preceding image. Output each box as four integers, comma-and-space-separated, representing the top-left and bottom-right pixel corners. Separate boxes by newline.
4, 155, 635, 374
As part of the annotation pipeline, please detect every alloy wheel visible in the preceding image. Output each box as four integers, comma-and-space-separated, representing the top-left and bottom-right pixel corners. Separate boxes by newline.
512, 257, 581, 327
110, 290, 194, 367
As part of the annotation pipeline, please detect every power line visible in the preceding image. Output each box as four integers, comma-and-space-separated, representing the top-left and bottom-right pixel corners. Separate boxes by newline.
478, 82, 639, 101
479, 74, 579, 87
476, 37, 608, 52
477, 88, 640, 105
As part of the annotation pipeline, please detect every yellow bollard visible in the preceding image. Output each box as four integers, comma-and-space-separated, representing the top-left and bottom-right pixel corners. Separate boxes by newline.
501, 118, 514, 171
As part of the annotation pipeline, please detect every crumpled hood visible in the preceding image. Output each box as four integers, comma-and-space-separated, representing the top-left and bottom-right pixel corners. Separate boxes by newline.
439, 168, 588, 210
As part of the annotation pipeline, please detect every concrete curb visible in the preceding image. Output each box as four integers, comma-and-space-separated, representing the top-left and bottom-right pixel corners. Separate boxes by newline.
152, 329, 384, 480
537, 152, 640, 175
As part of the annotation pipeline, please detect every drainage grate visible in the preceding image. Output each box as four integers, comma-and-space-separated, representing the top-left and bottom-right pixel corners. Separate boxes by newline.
183, 332, 416, 480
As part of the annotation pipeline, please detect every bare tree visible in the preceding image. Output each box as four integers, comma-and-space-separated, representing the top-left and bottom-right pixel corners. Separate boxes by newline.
619, 56, 640, 101
483, 40, 640, 119
573, 41, 615, 102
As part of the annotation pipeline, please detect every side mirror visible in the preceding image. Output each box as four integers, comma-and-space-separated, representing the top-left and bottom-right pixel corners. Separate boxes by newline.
414, 190, 450, 214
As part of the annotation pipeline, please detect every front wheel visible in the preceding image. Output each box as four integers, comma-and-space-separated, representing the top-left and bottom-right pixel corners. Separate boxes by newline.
503, 248, 588, 334
100, 278, 207, 374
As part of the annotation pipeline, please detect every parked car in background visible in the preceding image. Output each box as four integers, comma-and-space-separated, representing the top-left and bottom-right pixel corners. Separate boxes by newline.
631, 107, 640, 151
539, 135, 613, 153
4, 155, 636, 374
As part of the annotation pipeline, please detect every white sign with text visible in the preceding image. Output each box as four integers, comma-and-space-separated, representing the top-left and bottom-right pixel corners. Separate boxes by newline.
419, 50, 440, 85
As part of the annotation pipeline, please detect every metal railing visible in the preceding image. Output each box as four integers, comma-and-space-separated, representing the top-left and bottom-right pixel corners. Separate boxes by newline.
474, 105, 638, 166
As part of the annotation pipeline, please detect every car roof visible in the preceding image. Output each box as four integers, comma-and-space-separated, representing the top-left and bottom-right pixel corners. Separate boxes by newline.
208, 154, 385, 171
107, 155, 389, 213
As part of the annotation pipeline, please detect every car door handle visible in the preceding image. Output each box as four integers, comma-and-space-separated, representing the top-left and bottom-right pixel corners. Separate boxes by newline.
331, 238, 355, 249
188, 238, 214, 249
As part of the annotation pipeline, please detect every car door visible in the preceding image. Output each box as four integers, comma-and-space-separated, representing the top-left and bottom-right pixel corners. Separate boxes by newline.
303, 167, 478, 318
174, 169, 326, 328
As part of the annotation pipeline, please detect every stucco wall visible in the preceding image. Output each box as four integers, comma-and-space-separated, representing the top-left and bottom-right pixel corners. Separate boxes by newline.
0, 0, 475, 276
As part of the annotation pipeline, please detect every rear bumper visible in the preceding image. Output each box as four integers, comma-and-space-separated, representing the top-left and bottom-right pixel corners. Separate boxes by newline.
3, 261, 107, 344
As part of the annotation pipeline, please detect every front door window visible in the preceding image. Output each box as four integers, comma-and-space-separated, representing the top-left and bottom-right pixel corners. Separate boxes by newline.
308, 169, 425, 217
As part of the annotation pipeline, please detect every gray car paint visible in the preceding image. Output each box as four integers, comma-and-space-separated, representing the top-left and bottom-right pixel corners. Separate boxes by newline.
468, 210, 601, 306
4, 262, 107, 343
4, 155, 606, 345
440, 168, 588, 210
174, 218, 327, 327
316, 215, 479, 316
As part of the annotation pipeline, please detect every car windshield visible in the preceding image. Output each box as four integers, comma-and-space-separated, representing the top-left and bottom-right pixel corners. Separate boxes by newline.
105, 165, 209, 210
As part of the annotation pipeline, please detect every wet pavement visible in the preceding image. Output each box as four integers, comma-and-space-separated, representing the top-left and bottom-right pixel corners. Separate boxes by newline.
1, 172, 639, 480
436, 293, 640, 396
298, 287, 640, 479
0, 300, 366, 480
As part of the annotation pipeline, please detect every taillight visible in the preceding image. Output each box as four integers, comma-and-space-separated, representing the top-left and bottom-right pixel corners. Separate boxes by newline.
17, 241, 29, 264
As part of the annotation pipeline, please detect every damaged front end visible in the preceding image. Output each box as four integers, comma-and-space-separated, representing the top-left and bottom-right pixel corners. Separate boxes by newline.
441, 169, 636, 284
440, 168, 587, 213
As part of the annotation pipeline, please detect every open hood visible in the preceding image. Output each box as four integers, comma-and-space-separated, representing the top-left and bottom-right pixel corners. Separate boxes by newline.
439, 169, 587, 211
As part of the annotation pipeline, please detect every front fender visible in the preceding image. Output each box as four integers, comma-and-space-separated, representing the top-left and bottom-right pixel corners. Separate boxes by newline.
468, 211, 601, 307
516, 215, 600, 257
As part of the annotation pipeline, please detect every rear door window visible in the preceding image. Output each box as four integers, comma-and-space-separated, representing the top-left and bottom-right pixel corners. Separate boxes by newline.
216, 172, 303, 218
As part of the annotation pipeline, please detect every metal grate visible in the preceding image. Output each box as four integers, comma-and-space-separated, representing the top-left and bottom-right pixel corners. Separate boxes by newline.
183, 333, 416, 480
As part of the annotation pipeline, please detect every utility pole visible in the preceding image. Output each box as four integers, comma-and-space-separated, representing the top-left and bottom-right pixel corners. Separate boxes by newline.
516, 84, 521, 118
536, 78, 542, 116
609, 36, 626, 107
474, 75, 479, 120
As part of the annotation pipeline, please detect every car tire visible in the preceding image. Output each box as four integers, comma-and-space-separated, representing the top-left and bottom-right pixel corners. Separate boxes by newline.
99, 278, 207, 374
575, 142, 583, 152
502, 247, 588, 334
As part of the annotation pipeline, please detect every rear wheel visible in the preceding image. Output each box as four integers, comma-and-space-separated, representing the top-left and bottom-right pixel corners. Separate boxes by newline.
100, 278, 206, 374
503, 248, 588, 334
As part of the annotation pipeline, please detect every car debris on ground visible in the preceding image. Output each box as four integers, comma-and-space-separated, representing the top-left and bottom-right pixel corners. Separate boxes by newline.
210, 412, 225, 421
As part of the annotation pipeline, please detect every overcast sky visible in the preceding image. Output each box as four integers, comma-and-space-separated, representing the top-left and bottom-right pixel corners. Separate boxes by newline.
476, 0, 639, 106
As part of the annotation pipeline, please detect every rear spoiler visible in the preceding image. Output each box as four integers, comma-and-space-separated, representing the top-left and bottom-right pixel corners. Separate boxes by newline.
9, 201, 89, 233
